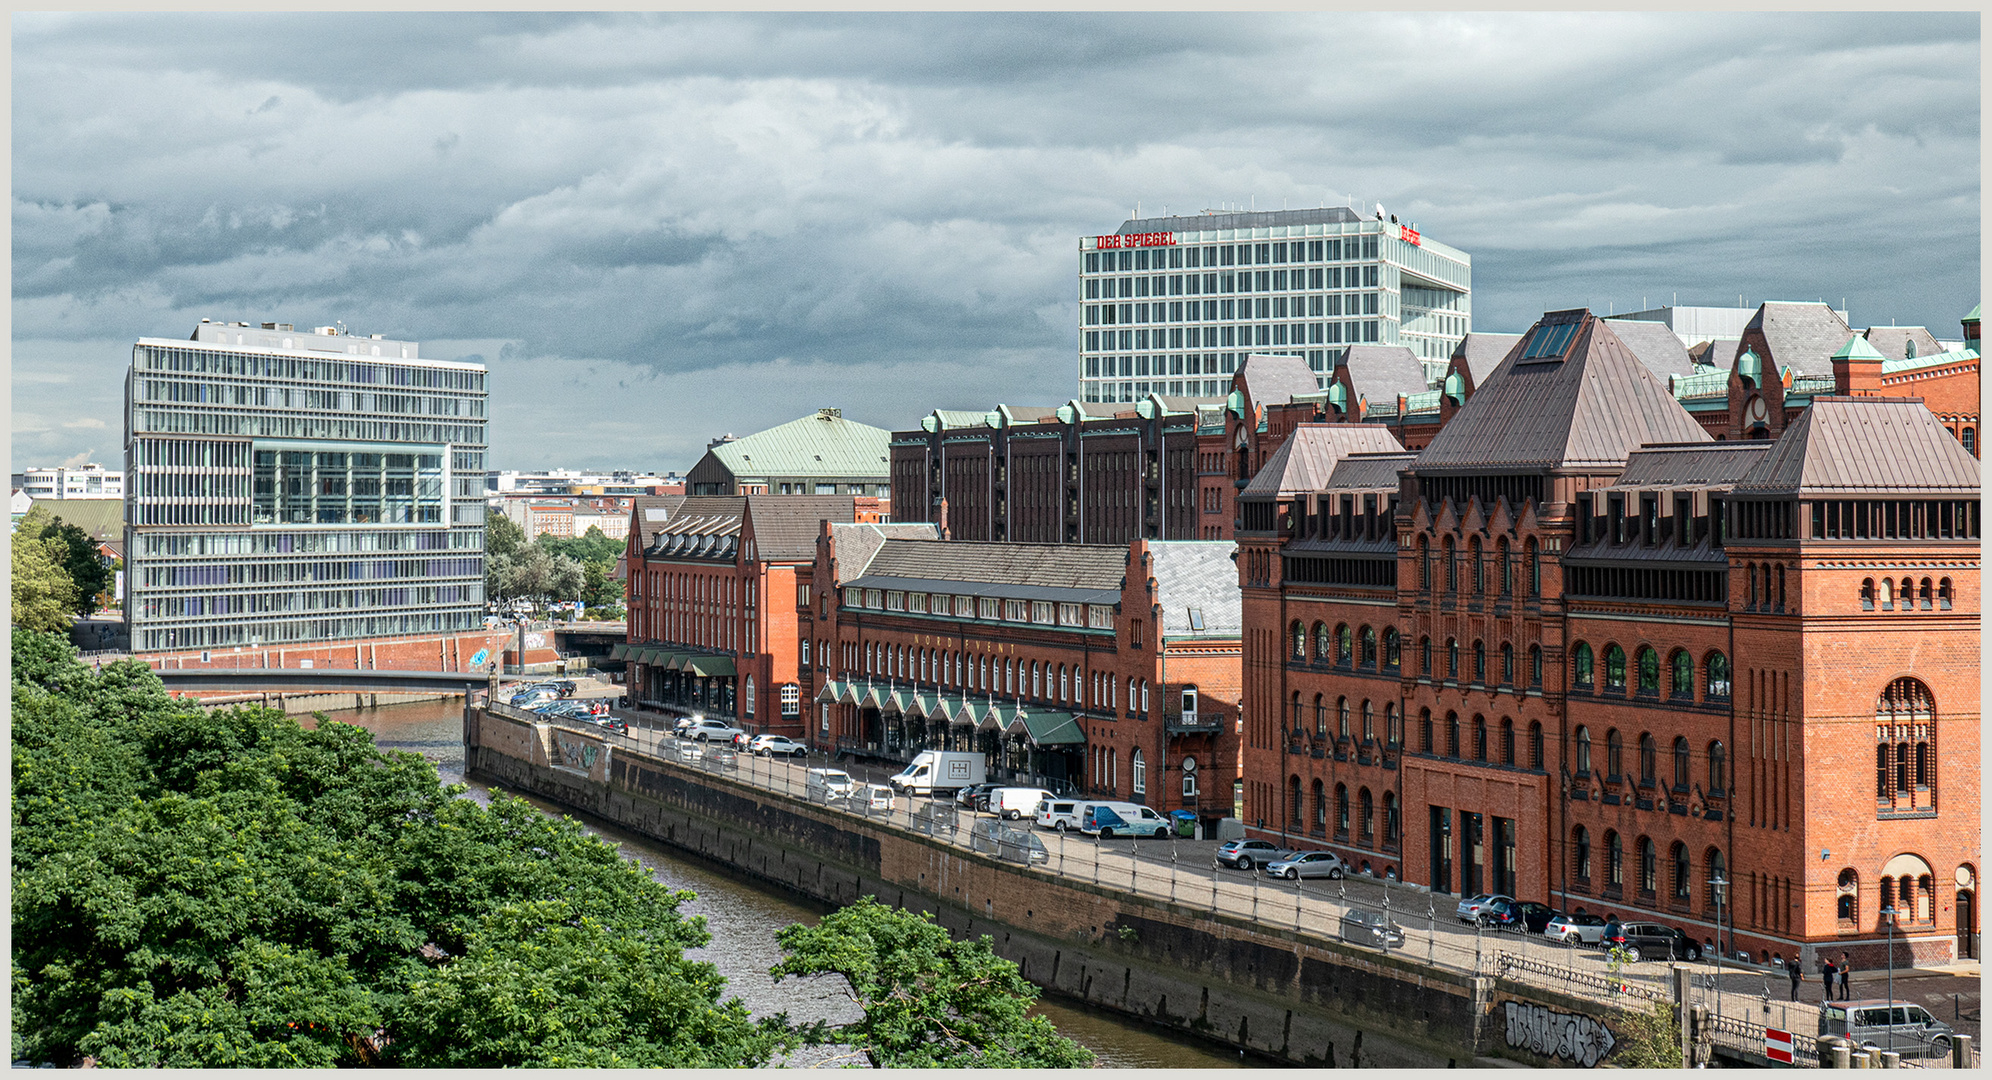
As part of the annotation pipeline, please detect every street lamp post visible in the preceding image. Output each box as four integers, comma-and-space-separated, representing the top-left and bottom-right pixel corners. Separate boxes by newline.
1881, 905, 1898, 1060
1711, 874, 1728, 1017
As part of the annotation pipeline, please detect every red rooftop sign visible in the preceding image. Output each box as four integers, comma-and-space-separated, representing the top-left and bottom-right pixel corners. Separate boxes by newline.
1399, 224, 1421, 246
1097, 232, 1174, 249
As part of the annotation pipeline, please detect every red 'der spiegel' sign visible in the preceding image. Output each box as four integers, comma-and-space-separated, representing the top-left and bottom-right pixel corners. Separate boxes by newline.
1097, 232, 1174, 249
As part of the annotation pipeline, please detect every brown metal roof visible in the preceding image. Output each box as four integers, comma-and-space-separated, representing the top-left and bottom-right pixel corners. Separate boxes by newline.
1748, 301, 1855, 377
1603, 319, 1695, 380
1609, 442, 1774, 489
1239, 352, 1322, 410
1451, 332, 1525, 384
1413, 311, 1711, 473
1733, 396, 1982, 495
1341, 345, 1428, 401
743, 495, 860, 560
1243, 424, 1404, 497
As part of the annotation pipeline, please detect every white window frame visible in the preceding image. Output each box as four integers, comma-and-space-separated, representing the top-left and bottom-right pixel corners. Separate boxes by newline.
1132, 749, 1146, 795
1059, 602, 1083, 626
1005, 599, 1029, 621
909, 592, 927, 613
1089, 604, 1115, 629
865, 589, 883, 609
885, 590, 905, 611
979, 597, 1000, 620
780, 683, 800, 716
743, 676, 756, 718
1031, 600, 1055, 624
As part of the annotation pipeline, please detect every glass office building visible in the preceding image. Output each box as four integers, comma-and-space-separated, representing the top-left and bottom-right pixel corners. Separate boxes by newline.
124, 320, 488, 653
1077, 207, 1471, 403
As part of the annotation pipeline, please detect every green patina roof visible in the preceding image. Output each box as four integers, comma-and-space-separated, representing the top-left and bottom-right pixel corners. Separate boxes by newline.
1735, 347, 1765, 385
1882, 345, 1978, 376
704, 410, 890, 480
1671, 368, 1731, 400
1964, 303, 1980, 323
1831, 334, 1888, 363
1022, 710, 1085, 746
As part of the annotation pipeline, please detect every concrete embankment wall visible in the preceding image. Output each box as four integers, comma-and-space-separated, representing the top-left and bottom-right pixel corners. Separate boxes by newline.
466, 706, 1563, 1067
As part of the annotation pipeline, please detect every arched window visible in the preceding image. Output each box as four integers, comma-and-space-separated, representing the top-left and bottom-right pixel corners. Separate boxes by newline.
1861, 577, 1877, 610
1707, 849, 1727, 909
1607, 830, 1624, 888
1312, 694, 1326, 737
1705, 652, 1731, 699
1899, 577, 1914, 615
1386, 704, 1401, 749
1384, 792, 1400, 844
1572, 642, 1594, 689
1876, 677, 1936, 809
1964, 428, 1977, 456
1500, 718, 1515, 765
1526, 537, 1540, 595
1359, 625, 1377, 667
1383, 628, 1401, 669
1670, 650, 1693, 698
1671, 841, 1690, 900
1573, 827, 1592, 881
1447, 637, 1460, 678
1606, 729, 1624, 779
1638, 837, 1658, 893
1878, 577, 1893, 608
1059, 664, 1067, 700
1443, 535, 1457, 592
1313, 621, 1331, 661
1604, 644, 1627, 690
1418, 535, 1431, 588
1939, 577, 1954, 609
1472, 716, 1487, 760
1139, 679, 1149, 715
1421, 636, 1433, 675
1919, 577, 1934, 610
1639, 733, 1657, 785
1575, 726, 1593, 775
1498, 538, 1512, 595
1359, 788, 1375, 843
1446, 712, 1461, 757
743, 676, 756, 717
1501, 642, 1514, 685
1530, 644, 1543, 687
1708, 741, 1727, 794
1529, 722, 1544, 770
1291, 620, 1306, 659
1130, 749, 1146, 794
1335, 783, 1350, 835
1469, 536, 1484, 593
1338, 697, 1351, 739
1032, 661, 1042, 698
1337, 624, 1353, 664
1672, 736, 1690, 790
1290, 691, 1304, 732
1311, 779, 1326, 829
1635, 646, 1659, 693
1419, 708, 1434, 753
1361, 700, 1375, 743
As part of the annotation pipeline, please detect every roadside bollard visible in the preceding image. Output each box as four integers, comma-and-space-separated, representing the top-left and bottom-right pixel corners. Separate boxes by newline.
1427, 900, 1436, 967
1294, 865, 1303, 931
1951, 1034, 1972, 1069
1170, 843, 1178, 904
1879, 1051, 1899, 1069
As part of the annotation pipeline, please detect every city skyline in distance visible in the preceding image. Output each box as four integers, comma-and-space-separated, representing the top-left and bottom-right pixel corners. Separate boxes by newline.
13, 11, 1979, 474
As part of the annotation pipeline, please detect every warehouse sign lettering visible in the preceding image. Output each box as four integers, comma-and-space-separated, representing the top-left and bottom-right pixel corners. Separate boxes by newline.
1503, 1001, 1616, 1067
1097, 232, 1174, 249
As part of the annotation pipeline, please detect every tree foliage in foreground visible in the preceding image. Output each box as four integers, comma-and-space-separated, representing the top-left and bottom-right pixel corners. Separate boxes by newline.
10, 629, 790, 1068
772, 896, 1095, 1068
15, 504, 112, 617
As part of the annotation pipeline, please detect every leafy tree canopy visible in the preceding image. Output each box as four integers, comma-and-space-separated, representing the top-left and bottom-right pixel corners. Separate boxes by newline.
484, 510, 526, 559
10, 629, 789, 1068
772, 896, 1094, 1069
12, 530, 78, 633
536, 524, 623, 567
15, 505, 111, 616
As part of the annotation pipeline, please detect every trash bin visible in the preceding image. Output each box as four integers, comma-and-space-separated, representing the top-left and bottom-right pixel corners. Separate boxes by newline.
1171, 810, 1198, 838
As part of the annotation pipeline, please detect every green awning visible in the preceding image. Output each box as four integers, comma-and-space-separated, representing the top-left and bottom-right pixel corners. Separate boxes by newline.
816, 681, 846, 703
609, 642, 631, 660
659, 652, 687, 670
683, 655, 735, 678
1022, 710, 1085, 747
630, 647, 660, 664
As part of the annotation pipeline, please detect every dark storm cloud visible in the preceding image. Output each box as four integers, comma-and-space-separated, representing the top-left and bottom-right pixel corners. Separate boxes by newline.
11, 11, 1978, 471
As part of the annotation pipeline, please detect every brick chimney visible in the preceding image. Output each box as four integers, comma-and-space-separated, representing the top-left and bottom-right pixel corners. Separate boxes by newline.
935, 496, 950, 541
1830, 334, 1886, 397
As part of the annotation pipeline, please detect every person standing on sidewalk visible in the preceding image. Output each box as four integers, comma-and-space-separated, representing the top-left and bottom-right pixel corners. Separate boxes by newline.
1787, 959, 1803, 1000
1821, 956, 1838, 1004
1838, 951, 1854, 1001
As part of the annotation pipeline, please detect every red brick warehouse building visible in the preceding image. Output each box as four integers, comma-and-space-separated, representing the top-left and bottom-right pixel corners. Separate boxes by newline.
1235, 307, 1979, 967
801, 524, 1242, 821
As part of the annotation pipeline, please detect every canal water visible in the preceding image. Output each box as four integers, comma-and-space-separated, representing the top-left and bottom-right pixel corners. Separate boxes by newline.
317, 698, 1254, 1068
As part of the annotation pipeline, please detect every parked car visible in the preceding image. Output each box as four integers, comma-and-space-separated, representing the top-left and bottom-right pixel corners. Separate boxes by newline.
1077, 801, 1170, 838
675, 740, 705, 763
1455, 893, 1517, 925
1483, 900, 1558, 934
955, 782, 999, 809
996, 826, 1049, 865
1820, 1000, 1955, 1058
1264, 851, 1348, 881
750, 735, 808, 757
672, 716, 702, 737
688, 719, 746, 743
1035, 799, 1083, 832
805, 768, 857, 803
1213, 839, 1297, 871
1543, 912, 1609, 945
969, 818, 1006, 855
593, 717, 629, 735
702, 746, 739, 771
1339, 908, 1405, 950
1601, 921, 1702, 961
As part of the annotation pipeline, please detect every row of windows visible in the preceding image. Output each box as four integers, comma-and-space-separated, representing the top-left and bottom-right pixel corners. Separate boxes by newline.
1289, 694, 1402, 747
1084, 349, 1341, 378
1811, 498, 1979, 541
1419, 711, 1544, 769
1836, 864, 1942, 926
137, 345, 485, 391
1290, 779, 1402, 847
1290, 621, 1402, 669
134, 438, 253, 469
135, 608, 482, 651
1083, 379, 1234, 404
136, 408, 484, 449
1084, 266, 1382, 299
1420, 636, 1544, 689
1087, 298, 1381, 327
141, 557, 482, 588
1082, 236, 1382, 274
135, 528, 477, 557
136, 584, 479, 621
1417, 534, 1542, 597
835, 638, 1166, 717
1859, 575, 1956, 611
137, 379, 481, 418
1571, 643, 1731, 700
843, 588, 1114, 630
1571, 829, 1727, 908
1573, 728, 1725, 792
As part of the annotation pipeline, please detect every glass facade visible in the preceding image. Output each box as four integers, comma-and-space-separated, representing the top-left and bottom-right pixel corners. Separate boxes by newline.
1076, 211, 1470, 404
124, 327, 488, 652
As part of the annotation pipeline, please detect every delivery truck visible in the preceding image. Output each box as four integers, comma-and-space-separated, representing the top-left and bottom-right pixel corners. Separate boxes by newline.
889, 750, 987, 795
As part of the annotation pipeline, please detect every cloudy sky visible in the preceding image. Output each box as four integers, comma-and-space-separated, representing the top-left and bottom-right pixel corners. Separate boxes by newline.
12, 11, 1979, 474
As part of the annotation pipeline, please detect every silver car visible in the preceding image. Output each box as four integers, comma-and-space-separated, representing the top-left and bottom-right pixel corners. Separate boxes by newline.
1263, 851, 1347, 880
1543, 912, 1609, 945
1340, 908, 1405, 950
1820, 1000, 1955, 1059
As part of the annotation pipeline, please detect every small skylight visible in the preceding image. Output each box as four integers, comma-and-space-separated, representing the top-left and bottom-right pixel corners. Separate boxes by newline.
1519, 321, 1579, 361
1187, 606, 1205, 631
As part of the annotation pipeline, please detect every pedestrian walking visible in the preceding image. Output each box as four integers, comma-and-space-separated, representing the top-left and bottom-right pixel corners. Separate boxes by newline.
1787, 959, 1802, 1001
1820, 957, 1837, 1004
1838, 951, 1853, 1001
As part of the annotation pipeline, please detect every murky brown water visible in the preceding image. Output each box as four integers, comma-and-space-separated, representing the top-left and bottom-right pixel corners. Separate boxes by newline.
319, 698, 1254, 1068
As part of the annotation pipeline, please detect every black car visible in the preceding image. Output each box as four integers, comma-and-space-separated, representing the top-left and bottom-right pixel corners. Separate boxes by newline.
1508, 901, 1558, 934
1601, 920, 1703, 961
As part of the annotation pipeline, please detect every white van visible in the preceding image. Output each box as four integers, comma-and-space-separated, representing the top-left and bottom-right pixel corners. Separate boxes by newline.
1036, 798, 1083, 832
1078, 801, 1170, 838
986, 787, 1055, 821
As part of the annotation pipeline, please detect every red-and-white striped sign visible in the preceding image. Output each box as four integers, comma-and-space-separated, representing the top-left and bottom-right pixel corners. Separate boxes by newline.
1765, 1027, 1794, 1063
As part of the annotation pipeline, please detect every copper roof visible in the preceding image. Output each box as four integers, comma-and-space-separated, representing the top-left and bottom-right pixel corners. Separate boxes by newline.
1733, 396, 1982, 495
1413, 310, 1711, 473
1747, 301, 1855, 377
1340, 345, 1428, 401
1242, 424, 1404, 497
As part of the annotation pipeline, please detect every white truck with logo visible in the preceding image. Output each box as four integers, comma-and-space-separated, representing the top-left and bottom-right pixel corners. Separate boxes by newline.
889, 750, 987, 796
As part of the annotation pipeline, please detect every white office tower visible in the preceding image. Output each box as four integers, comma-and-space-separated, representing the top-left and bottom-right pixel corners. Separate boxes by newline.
124, 320, 488, 653
1077, 207, 1471, 403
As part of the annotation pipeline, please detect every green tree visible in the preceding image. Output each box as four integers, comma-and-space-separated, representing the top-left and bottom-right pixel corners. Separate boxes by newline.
771, 896, 1094, 1068
503, 545, 584, 604
581, 558, 623, 609
485, 511, 526, 559
10, 629, 788, 1069
15, 505, 111, 616
536, 524, 623, 566
11, 530, 78, 632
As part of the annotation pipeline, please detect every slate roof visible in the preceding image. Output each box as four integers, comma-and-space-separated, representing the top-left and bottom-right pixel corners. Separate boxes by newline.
743, 495, 860, 560
1861, 326, 1944, 364
1413, 311, 1711, 473
1323, 451, 1416, 491
1242, 424, 1405, 497
826, 522, 943, 581
1604, 319, 1695, 380
1451, 332, 1525, 384
26, 499, 123, 542
630, 495, 688, 549
699, 409, 891, 481
1341, 345, 1429, 401
1748, 301, 1855, 377
1687, 338, 1742, 369
1607, 443, 1773, 490
856, 540, 1126, 598
1239, 352, 1324, 410
1733, 396, 1982, 495
1145, 542, 1242, 639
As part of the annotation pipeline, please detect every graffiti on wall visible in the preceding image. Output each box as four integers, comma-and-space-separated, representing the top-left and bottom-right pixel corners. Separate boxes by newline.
554, 733, 599, 770
1503, 1001, 1617, 1067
